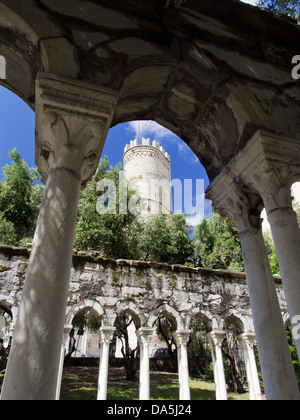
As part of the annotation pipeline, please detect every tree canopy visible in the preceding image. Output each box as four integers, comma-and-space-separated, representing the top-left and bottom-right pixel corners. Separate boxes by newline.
257, 0, 300, 20
194, 213, 244, 272
0, 149, 44, 247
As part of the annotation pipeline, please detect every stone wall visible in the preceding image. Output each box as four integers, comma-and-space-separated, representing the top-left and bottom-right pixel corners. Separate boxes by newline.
0, 245, 288, 337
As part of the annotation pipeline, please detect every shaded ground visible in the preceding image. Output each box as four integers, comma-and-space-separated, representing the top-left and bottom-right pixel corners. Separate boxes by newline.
59, 367, 250, 401
0, 366, 251, 400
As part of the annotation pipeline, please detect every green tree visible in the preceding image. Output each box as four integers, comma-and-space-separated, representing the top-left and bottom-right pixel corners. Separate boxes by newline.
0, 213, 17, 246
114, 312, 139, 382
140, 213, 193, 264
257, 0, 300, 20
74, 157, 142, 259
0, 149, 43, 246
194, 213, 244, 272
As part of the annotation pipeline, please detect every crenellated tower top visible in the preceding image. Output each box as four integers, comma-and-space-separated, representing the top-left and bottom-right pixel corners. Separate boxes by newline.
124, 138, 171, 163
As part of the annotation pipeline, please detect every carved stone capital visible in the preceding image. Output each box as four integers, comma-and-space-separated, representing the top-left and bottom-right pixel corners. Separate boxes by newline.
218, 130, 300, 213
237, 332, 257, 349
100, 326, 116, 345
136, 328, 154, 347
207, 330, 225, 348
173, 330, 191, 348
248, 163, 296, 213
35, 73, 118, 189
206, 169, 263, 236
206, 129, 300, 230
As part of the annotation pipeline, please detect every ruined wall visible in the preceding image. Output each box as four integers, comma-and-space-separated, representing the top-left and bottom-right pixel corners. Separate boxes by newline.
0, 246, 288, 337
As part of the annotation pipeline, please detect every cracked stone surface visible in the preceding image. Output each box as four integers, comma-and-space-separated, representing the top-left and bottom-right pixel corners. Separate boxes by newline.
0, 0, 299, 180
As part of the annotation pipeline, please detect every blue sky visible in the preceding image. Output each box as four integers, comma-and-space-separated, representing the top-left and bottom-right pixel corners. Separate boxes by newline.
0, 86, 211, 223
0, 0, 258, 224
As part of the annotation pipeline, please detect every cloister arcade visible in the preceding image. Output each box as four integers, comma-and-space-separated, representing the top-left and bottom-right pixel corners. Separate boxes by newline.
0, 0, 299, 400
0, 245, 290, 400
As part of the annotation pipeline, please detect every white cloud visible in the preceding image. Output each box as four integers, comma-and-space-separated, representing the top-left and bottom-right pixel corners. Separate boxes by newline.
240, 0, 258, 5
126, 120, 174, 141
126, 120, 199, 164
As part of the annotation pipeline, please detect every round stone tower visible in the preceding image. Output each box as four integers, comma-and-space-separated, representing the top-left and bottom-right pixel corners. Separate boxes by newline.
123, 138, 172, 219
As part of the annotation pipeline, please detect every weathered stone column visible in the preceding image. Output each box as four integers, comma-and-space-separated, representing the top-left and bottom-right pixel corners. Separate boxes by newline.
136, 328, 154, 400
237, 333, 262, 401
173, 330, 191, 401
0, 74, 117, 400
220, 130, 300, 357
242, 132, 300, 357
207, 331, 227, 401
206, 176, 300, 400
97, 327, 116, 401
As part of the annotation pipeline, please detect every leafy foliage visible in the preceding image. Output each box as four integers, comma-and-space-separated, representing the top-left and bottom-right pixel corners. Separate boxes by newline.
72, 309, 100, 334
257, 0, 300, 20
74, 157, 142, 260
114, 312, 139, 382
139, 213, 194, 264
0, 149, 44, 246
194, 213, 244, 272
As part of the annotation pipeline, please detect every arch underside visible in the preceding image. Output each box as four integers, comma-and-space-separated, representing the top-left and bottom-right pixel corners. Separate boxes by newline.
0, 0, 299, 181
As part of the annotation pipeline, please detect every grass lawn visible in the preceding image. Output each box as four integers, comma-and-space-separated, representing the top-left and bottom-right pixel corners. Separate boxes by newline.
59, 367, 251, 401
0, 366, 251, 400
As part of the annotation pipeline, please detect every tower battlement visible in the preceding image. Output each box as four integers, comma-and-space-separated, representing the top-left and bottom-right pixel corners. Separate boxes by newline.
124, 138, 171, 162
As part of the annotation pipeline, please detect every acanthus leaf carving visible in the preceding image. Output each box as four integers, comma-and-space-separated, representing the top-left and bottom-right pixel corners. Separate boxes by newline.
35, 73, 118, 189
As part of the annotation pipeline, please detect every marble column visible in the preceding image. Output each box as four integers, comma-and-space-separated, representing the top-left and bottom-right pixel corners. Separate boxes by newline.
0, 73, 117, 400
238, 333, 262, 401
245, 132, 300, 357
207, 331, 227, 401
136, 328, 154, 400
219, 130, 300, 357
206, 174, 300, 400
97, 327, 116, 401
173, 330, 191, 401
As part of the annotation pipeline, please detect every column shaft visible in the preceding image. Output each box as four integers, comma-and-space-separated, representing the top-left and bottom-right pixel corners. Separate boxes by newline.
173, 330, 191, 401
206, 168, 300, 400
207, 331, 227, 401
1, 169, 81, 400
238, 334, 262, 401
238, 225, 299, 400
0, 73, 117, 400
266, 206, 300, 355
97, 327, 116, 401
137, 328, 154, 401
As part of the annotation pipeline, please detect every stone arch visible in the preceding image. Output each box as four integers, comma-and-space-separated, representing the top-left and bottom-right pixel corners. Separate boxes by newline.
65, 299, 104, 327
1, 1, 298, 181
224, 313, 245, 335
113, 300, 146, 329
0, 3, 39, 105
187, 311, 214, 333
148, 304, 184, 331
